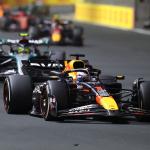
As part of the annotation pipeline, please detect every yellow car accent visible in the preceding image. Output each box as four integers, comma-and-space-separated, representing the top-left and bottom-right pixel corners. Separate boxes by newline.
18, 47, 30, 54
64, 60, 85, 71
18, 47, 24, 53
96, 96, 119, 110
64, 60, 85, 80
116, 75, 125, 80
19, 33, 29, 37
68, 72, 77, 80
52, 33, 62, 42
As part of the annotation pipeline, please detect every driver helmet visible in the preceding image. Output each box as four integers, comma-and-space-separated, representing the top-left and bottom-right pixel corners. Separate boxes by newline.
65, 60, 89, 81
76, 71, 89, 82
18, 35, 30, 54
17, 44, 30, 54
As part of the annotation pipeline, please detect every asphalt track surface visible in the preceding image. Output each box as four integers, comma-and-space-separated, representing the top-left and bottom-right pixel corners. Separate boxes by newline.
0, 24, 150, 150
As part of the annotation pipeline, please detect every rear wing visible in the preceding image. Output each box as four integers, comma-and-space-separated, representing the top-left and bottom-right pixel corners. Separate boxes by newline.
0, 39, 49, 45
22, 58, 65, 70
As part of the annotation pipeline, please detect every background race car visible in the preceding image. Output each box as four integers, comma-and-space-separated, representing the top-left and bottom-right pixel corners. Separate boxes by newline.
0, 9, 32, 31
0, 5, 50, 31
0, 33, 49, 79
28, 18, 84, 46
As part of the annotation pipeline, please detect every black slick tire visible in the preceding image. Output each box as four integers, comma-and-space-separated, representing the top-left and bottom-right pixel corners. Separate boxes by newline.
41, 80, 69, 121
3, 75, 32, 114
136, 81, 150, 121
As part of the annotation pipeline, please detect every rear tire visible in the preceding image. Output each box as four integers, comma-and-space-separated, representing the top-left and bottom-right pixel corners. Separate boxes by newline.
73, 26, 84, 46
3, 75, 32, 114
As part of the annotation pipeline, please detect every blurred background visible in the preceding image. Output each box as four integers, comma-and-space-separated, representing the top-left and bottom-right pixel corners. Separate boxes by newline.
0, 1, 150, 150
0, 0, 150, 29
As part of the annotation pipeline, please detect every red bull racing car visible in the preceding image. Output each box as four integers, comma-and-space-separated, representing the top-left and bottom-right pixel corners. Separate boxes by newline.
3, 52, 150, 122
28, 18, 84, 46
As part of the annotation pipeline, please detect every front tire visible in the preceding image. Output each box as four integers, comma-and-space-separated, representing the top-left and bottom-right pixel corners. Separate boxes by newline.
139, 82, 150, 110
40, 80, 69, 121
136, 81, 150, 121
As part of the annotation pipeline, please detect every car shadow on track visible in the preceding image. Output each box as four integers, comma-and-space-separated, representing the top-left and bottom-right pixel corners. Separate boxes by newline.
55, 116, 150, 125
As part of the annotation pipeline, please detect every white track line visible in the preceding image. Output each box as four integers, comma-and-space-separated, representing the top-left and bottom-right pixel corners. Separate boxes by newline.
133, 28, 150, 35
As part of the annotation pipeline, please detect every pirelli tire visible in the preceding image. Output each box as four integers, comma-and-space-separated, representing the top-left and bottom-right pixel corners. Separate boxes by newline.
41, 80, 69, 121
136, 81, 150, 121
0, 17, 6, 30
3, 75, 33, 114
5, 19, 19, 31
139, 82, 150, 109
